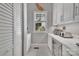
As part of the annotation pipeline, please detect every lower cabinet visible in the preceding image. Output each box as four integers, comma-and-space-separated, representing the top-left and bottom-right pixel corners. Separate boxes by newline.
48, 35, 73, 56
52, 39, 73, 56
62, 46, 73, 56
52, 38, 62, 56
48, 35, 53, 55
48, 35, 62, 56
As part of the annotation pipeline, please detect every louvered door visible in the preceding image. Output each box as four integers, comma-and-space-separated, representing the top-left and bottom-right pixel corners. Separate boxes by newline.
0, 3, 14, 56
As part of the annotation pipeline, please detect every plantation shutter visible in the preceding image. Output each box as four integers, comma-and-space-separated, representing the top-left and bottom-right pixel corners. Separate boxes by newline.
0, 3, 14, 56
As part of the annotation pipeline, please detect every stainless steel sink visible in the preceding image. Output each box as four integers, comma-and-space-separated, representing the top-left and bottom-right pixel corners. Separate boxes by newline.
76, 43, 79, 46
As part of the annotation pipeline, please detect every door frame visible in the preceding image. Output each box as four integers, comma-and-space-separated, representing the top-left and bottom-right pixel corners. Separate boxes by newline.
21, 3, 27, 56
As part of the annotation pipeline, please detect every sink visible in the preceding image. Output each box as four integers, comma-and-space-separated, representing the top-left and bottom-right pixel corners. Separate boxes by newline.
59, 31, 73, 38
76, 43, 79, 46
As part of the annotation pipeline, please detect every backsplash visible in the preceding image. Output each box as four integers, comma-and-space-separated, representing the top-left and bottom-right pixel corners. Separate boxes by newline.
64, 22, 79, 35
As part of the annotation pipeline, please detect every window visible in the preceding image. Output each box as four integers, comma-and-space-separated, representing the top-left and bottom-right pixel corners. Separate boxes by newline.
34, 11, 47, 32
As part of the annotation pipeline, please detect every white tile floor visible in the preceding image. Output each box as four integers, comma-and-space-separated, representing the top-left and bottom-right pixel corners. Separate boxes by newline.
26, 44, 52, 56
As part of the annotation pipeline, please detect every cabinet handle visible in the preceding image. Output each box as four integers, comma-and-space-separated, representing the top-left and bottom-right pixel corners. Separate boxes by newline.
61, 16, 64, 22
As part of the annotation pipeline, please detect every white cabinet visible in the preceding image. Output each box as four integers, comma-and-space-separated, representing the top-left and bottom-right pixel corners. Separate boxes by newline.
48, 36, 73, 56
48, 34, 73, 56
63, 3, 74, 22
53, 39, 62, 56
74, 3, 79, 21
48, 33, 78, 56
48, 35, 53, 54
26, 33, 31, 52
48, 35, 62, 56
62, 46, 73, 56
53, 4, 63, 25
53, 3, 74, 25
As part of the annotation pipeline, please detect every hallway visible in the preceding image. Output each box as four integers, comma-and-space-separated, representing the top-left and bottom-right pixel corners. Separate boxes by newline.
0, 3, 79, 56
26, 44, 52, 56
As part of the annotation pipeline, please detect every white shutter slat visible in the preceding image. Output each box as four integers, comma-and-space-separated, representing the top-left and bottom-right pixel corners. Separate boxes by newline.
0, 3, 14, 56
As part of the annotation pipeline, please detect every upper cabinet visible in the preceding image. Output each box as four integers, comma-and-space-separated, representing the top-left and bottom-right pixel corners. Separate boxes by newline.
53, 3, 63, 25
53, 3, 79, 25
62, 3, 74, 22
74, 3, 79, 20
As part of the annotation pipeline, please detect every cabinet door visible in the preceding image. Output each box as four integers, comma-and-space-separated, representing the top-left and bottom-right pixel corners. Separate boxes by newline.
53, 3, 74, 25
48, 35, 53, 55
62, 46, 73, 56
63, 3, 74, 22
53, 3, 63, 25
53, 4, 57, 25
53, 39, 62, 56
74, 3, 79, 20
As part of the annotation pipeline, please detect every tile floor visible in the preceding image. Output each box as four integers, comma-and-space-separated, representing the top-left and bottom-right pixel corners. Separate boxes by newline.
26, 44, 52, 56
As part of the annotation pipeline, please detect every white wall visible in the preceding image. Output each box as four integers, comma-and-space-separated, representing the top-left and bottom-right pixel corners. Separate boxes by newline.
14, 3, 22, 56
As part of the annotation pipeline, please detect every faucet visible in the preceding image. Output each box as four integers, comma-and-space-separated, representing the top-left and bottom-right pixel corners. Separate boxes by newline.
53, 24, 66, 35
55, 24, 66, 31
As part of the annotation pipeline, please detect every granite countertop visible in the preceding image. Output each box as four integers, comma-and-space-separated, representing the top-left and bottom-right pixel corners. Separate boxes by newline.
48, 33, 79, 56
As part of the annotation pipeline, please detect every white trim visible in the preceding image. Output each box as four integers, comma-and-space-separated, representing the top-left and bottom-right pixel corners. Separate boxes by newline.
23, 3, 27, 55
